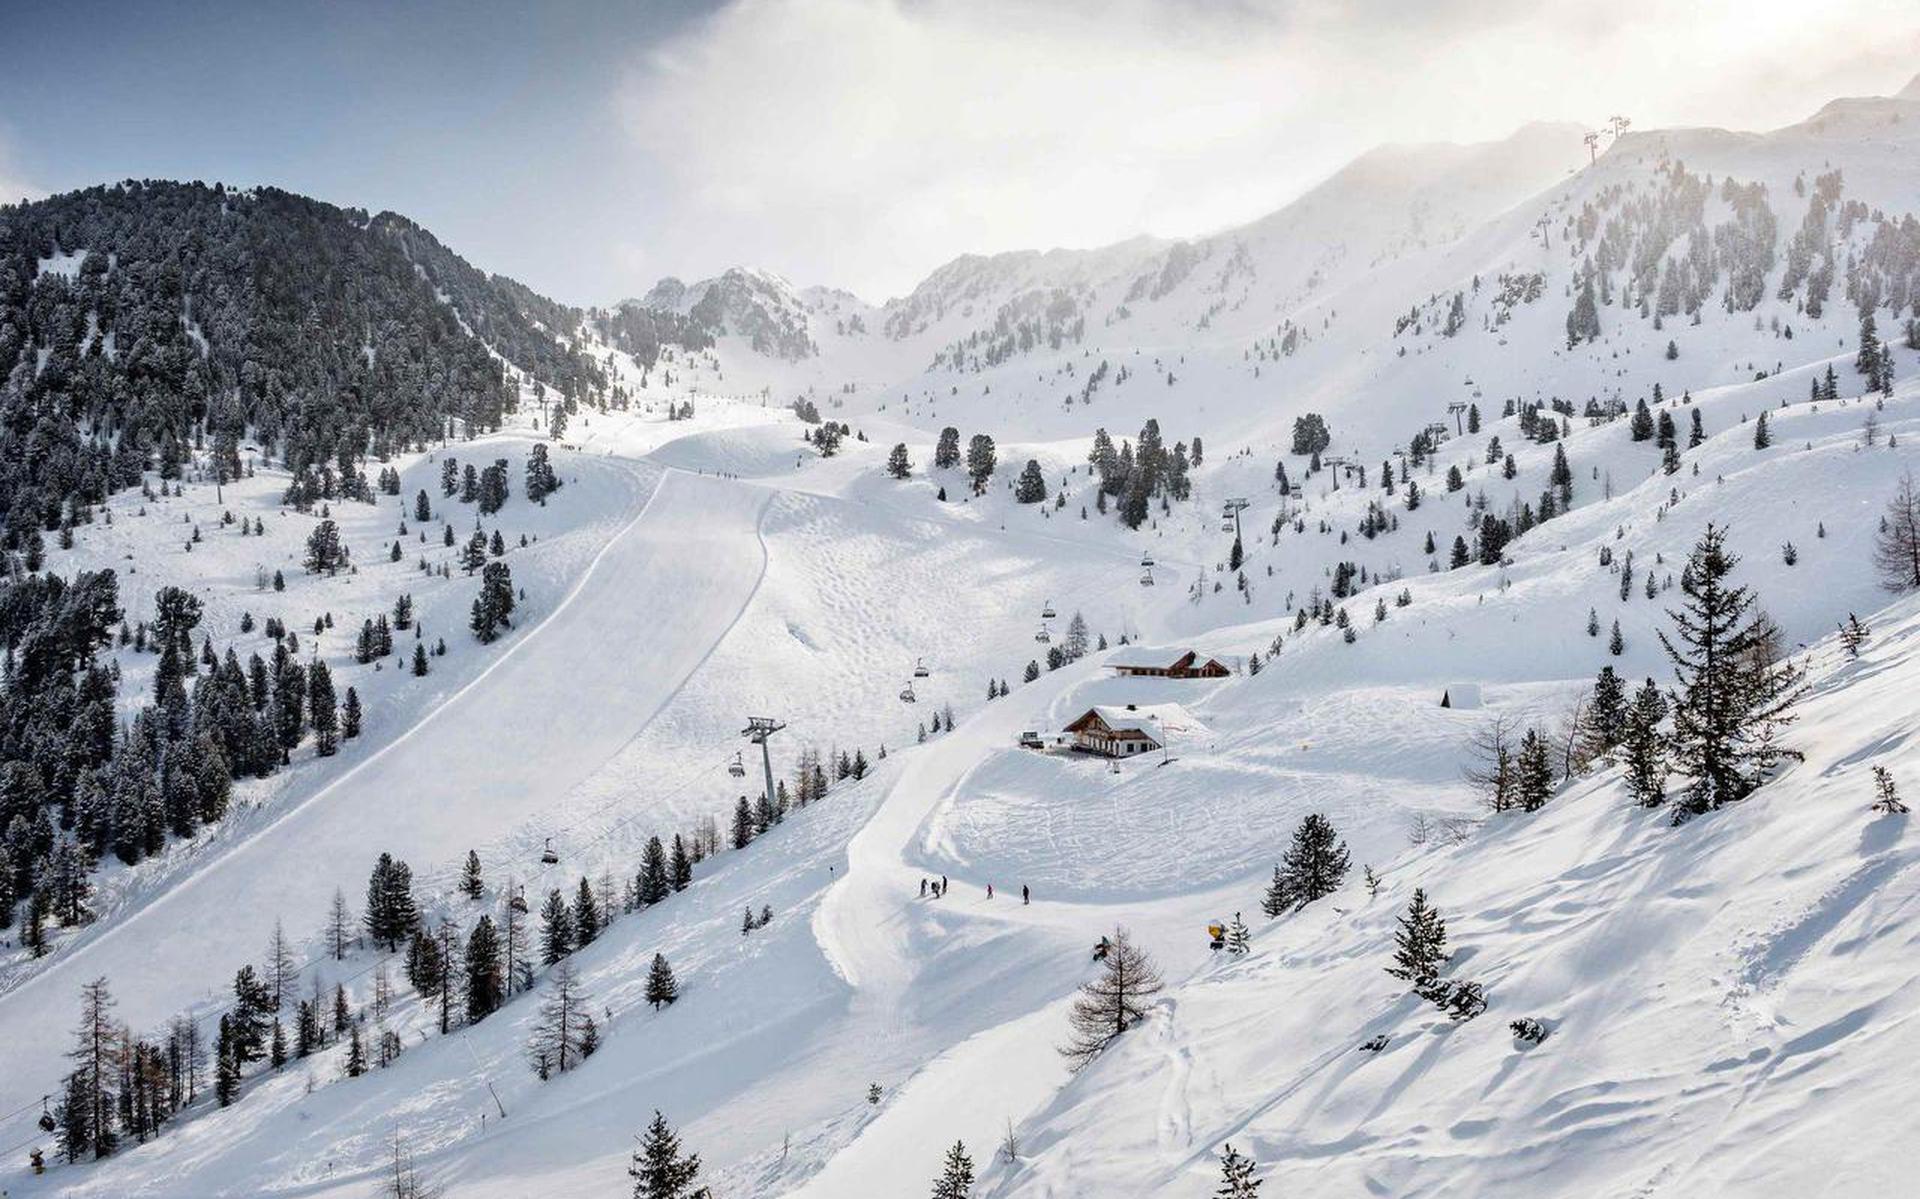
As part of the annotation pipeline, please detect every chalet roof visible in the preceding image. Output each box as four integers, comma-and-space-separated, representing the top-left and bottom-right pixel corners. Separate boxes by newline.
1066, 702, 1196, 736
1105, 645, 1203, 670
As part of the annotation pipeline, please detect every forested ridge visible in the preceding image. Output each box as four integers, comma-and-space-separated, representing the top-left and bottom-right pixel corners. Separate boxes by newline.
0, 179, 604, 548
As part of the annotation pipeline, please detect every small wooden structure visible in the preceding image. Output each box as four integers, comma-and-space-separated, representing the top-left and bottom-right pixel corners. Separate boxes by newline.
1105, 647, 1231, 680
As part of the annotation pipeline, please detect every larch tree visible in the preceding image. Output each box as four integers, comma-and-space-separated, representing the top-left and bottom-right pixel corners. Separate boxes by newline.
1874, 472, 1920, 592
1060, 927, 1162, 1070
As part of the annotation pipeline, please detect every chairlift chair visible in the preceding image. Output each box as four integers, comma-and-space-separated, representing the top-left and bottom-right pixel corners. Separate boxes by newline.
509, 886, 529, 914
1140, 569, 1155, 586
913, 657, 930, 678
727, 752, 746, 779
1041, 600, 1057, 620
1035, 627, 1052, 643
540, 837, 559, 866
899, 680, 917, 703
1140, 552, 1155, 567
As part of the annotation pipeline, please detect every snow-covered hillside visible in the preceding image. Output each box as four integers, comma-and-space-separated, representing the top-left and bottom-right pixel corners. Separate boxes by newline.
5, 77, 1920, 1199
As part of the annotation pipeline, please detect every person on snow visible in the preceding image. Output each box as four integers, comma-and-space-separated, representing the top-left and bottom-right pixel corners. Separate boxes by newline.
920, 878, 928, 897
987, 884, 994, 899
1022, 884, 1029, 905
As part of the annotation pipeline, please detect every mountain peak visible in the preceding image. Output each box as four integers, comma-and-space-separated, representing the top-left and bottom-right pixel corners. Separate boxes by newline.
1901, 71, 1920, 101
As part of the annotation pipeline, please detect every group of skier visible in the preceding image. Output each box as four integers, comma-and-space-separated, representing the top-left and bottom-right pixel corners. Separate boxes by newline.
918, 876, 1030, 904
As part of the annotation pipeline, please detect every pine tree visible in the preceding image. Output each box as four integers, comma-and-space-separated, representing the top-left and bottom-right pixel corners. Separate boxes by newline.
1753, 410, 1771, 449
1514, 729, 1555, 812
1838, 613, 1870, 658
645, 952, 679, 1009
461, 850, 485, 899
1061, 927, 1162, 1069
1583, 666, 1628, 759
1268, 813, 1350, 912
459, 915, 504, 1025
1216, 1144, 1263, 1197
573, 876, 599, 948
731, 795, 755, 849
886, 442, 913, 479
1871, 765, 1909, 815
1014, 458, 1047, 503
1660, 525, 1804, 817
1386, 888, 1450, 998
344, 1022, 366, 1078
669, 834, 693, 891
540, 888, 573, 964
930, 1140, 974, 1199
1224, 912, 1251, 955
328, 886, 355, 959
1623, 678, 1670, 807
628, 1110, 707, 1199
639, 835, 671, 905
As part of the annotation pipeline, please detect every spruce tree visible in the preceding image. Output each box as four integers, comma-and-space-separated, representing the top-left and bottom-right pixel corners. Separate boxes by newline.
461, 849, 485, 899
1622, 679, 1670, 807
639, 835, 671, 905
930, 1140, 975, 1199
1216, 1144, 1263, 1197
540, 888, 573, 964
646, 952, 679, 1009
1386, 888, 1450, 996
628, 1110, 706, 1199
465, 915, 505, 1022
1269, 813, 1350, 912
1514, 729, 1555, 812
1659, 525, 1804, 817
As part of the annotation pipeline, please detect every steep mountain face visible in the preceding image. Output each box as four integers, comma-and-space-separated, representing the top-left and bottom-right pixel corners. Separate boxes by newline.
635, 266, 820, 361
0, 181, 602, 538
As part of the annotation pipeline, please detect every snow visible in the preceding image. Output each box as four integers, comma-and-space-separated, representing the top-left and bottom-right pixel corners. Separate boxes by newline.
7, 74, 1920, 1199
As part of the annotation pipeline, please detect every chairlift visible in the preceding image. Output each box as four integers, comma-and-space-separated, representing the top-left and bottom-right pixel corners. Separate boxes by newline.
37, 1095, 55, 1133
508, 886, 529, 914
1035, 627, 1052, 643
1040, 600, 1057, 620
913, 657, 930, 679
899, 680, 917, 703
540, 837, 559, 866
1140, 552, 1155, 567
1139, 568, 1155, 587
1220, 520, 1235, 532
727, 752, 746, 779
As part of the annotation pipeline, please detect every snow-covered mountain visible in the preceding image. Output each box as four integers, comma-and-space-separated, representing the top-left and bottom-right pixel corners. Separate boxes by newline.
4, 77, 1920, 1199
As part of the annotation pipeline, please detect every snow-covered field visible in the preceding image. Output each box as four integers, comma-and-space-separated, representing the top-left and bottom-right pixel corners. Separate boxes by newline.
5, 77, 1920, 1198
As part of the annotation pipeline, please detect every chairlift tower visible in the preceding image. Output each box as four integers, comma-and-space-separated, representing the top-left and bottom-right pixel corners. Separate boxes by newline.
741, 716, 787, 809
1447, 401, 1469, 435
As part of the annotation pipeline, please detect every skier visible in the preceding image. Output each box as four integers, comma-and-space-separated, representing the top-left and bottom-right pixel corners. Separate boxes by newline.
1022, 884, 1030, 905
987, 884, 994, 899
920, 878, 927, 898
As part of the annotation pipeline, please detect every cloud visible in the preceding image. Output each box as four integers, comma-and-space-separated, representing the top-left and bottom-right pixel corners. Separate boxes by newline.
616, 0, 1920, 300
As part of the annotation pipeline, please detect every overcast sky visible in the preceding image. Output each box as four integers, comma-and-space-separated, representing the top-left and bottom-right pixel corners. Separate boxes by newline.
3, 0, 1916, 305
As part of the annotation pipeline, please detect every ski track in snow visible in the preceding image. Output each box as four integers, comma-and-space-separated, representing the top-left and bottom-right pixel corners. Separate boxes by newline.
0, 464, 774, 1121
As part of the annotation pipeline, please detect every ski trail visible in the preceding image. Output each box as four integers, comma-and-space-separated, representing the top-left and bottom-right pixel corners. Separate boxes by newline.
0, 467, 771, 1119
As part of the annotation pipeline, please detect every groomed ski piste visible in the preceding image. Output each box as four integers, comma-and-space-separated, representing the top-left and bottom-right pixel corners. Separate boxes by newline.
4, 78, 1920, 1197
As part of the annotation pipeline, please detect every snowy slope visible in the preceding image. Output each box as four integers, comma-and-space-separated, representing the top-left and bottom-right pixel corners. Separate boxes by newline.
6, 78, 1920, 1199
